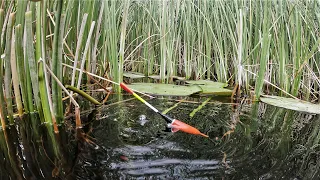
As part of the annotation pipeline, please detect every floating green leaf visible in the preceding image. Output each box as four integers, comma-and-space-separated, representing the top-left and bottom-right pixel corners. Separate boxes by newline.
197, 87, 233, 95
127, 82, 232, 96
260, 95, 320, 114
186, 80, 228, 87
127, 83, 202, 96
186, 80, 232, 95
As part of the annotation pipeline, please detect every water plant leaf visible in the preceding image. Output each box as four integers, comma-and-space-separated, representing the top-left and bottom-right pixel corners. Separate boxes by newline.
185, 80, 228, 88
186, 80, 232, 95
260, 95, 320, 114
198, 87, 233, 96
127, 83, 202, 96
123, 71, 145, 79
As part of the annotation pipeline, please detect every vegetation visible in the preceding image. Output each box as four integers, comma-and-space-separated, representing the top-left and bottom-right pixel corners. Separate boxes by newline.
0, 0, 320, 177
0, 0, 319, 126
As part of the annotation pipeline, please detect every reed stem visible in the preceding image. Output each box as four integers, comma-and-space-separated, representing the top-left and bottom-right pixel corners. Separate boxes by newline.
36, 2, 52, 125
51, 0, 64, 124
4, 13, 15, 124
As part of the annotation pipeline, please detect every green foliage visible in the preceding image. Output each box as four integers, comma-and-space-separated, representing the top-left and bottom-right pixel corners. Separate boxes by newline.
260, 95, 320, 114
1, 0, 320, 128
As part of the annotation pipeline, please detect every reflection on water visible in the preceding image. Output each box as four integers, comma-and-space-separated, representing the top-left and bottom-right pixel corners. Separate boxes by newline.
1, 97, 320, 179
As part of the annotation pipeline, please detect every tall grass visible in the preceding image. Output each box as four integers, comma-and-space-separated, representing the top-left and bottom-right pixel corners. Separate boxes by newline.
0, 0, 320, 131
254, 1, 271, 100
114, 1, 319, 101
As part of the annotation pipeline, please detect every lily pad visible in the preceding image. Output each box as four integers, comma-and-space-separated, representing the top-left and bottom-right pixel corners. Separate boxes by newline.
185, 80, 228, 88
194, 85, 232, 95
186, 80, 232, 95
127, 83, 202, 96
260, 95, 320, 114
123, 71, 145, 79
147, 75, 185, 81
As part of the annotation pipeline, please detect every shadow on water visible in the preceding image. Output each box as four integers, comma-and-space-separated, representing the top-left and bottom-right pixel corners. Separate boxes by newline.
2, 97, 320, 179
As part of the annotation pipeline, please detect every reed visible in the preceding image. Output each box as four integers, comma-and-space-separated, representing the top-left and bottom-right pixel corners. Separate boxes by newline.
10, 30, 24, 116
0, 1, 319, 178
4, 13, 15, 124
36, 2, 52, 125
0, 9, 6, 127
25, 11, 41, 115
117, 0, 130, 90
254, 1, 271, 100
15, 0, 28, 113
51, 0, 64, 124
1, 0, 320, 132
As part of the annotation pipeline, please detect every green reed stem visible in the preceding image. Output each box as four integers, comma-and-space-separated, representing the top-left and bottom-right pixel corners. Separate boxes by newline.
103, 1, 121, 92
25, 11, 40, 114
15, 25, 28, 113
159, 1, 167, 83
15, 1, 28, 113
15, 1, 27, 27
4, 13, 15, 124
36, 2, 52, 125
52, 0, 64, 124
254, 1, 271, 100
291, 8, 302, 97
0, 9, 7, 126
117, 0, 130, 91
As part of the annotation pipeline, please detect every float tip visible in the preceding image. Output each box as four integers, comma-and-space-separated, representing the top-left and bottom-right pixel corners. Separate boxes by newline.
199, 133, 209, 138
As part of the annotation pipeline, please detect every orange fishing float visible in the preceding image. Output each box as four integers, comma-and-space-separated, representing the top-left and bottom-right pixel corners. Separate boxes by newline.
120, 83, 208, 138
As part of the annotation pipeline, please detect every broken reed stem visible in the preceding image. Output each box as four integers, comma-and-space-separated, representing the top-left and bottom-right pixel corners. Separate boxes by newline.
66, 85, 101, 106
44, 62, 80, 131
10, 29, 24, 117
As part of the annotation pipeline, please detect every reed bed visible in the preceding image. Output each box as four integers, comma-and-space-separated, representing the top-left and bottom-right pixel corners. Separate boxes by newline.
0, 1, 319, 178
0, 0, 319, 128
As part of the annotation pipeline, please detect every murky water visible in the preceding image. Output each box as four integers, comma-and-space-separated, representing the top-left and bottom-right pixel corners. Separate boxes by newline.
71, 98, 320, 179
1, 97, 320, 179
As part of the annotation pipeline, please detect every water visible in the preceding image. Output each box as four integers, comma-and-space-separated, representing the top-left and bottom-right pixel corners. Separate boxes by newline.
1, 97, 320, 179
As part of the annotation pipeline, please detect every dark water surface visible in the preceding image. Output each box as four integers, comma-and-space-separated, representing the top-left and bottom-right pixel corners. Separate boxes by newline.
1, 97, 320, 179
72, 98, 320, 180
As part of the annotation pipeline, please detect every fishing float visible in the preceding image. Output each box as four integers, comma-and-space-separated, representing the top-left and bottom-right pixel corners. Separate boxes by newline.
120, 82, 209, 138
62, 63, 208, 137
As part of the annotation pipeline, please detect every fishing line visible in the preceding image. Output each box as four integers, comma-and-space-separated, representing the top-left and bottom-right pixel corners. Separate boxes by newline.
62, 63, 208, 137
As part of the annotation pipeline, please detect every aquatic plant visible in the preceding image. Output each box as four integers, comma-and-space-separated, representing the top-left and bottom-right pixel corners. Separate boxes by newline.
0, 1, 319, 178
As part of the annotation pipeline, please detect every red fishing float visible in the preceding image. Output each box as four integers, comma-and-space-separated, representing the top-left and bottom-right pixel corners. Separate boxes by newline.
120, 83, 208, 138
